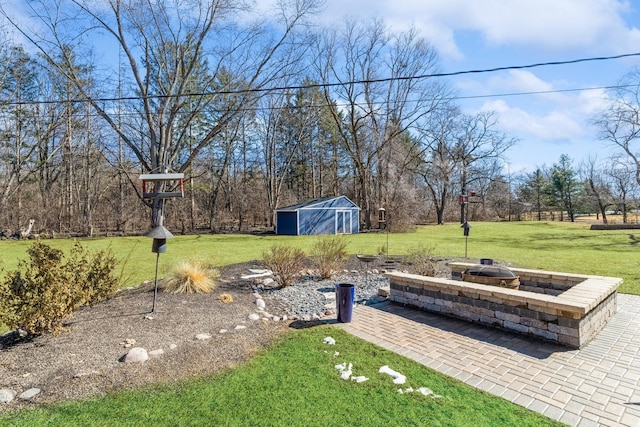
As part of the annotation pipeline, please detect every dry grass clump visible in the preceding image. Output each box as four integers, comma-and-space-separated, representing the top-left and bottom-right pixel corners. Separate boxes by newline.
218, 293, 234, 303
162, 259, 219, 294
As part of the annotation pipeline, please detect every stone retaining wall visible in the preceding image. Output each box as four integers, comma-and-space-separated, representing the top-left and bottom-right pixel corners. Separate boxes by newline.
386, 264, 622, 348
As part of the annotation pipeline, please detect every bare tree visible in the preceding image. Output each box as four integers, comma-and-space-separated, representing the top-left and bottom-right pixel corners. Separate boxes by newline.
595, 70, 640, 187
414, 104, 459, 224
314, 19, 446, 229
2, 0, 321, 227
581, 157, 614, 223
415, 108, 515, 224
453, 111, 517, 223
607, 154, 638, 223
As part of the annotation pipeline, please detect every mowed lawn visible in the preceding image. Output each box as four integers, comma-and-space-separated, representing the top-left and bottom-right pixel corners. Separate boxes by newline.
0, 220, 635, 426
1, 220, 637, 293
1, 327, 564, 427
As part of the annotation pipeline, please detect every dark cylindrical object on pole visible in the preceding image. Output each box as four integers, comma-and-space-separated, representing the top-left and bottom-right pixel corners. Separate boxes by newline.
335, 283, 355, 323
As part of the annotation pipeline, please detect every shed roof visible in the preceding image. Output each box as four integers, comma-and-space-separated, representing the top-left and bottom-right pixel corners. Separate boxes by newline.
275, 196, 358, 212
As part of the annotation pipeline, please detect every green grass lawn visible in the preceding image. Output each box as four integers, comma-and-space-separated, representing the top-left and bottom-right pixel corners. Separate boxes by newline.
1, 221, 635, 425
0, 327, 563, 427
1, 221, 637, 293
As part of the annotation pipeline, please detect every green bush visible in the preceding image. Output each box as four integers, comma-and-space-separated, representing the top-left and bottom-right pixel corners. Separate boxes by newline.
262, 245, 306, 287
0, 241, 120, 336
310, 235, 348, 279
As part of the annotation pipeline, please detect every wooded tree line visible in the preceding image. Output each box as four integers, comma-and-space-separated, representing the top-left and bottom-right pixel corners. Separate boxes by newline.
1, 1, 640, 236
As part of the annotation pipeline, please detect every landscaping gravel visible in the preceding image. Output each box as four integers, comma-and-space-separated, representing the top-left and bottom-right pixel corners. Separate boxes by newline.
256, 272, 390, 319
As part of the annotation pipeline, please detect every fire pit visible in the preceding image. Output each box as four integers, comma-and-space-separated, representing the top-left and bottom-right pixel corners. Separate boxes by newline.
462, 265, 520, 290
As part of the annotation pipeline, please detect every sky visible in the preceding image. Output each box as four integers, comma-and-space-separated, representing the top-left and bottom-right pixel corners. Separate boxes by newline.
316, 0, 640, 174
4, 0, 640, 175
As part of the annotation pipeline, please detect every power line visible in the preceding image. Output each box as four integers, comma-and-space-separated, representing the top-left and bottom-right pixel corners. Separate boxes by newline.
1, 52, 639, 107
0, 83, 635, 121
452, 84, 629, 101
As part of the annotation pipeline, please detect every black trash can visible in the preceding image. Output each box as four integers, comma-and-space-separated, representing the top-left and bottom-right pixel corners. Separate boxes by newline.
335, 283, 355, 323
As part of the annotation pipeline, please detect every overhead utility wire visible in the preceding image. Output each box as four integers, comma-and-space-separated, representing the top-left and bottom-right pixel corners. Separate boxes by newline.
2, 52, 640, 107
249, 52, 640, 94
14, 83, 634, 120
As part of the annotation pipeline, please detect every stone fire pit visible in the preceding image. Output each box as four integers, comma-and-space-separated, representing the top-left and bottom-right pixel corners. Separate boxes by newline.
386, 262, 622, 348
462, 265, 520, 290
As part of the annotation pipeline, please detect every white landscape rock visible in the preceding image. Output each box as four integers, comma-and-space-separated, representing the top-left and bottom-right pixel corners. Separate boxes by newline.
255, 299, 266, 309
262, 277, 275, 287
235, 325, 247, 330
196, 333, 212, 341
18, 388, 41, 400
149, 349, 164, 356
124, 347, 149, 364
417, 387, 433, 396
169, 344, 178, 350
379, 365, 406, 385
340, 363, 353, 381
241, 270, 273, 280
0, 389, 16, 404
248, 313, 261, 321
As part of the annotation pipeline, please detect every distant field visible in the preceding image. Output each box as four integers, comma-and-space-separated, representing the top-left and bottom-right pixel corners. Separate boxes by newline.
0, 220, 638, 294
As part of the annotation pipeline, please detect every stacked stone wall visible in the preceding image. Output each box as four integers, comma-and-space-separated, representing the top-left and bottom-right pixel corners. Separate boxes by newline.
388, 266, 621, 348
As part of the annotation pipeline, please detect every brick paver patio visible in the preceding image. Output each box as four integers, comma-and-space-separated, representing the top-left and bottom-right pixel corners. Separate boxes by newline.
338, 293, 640, 427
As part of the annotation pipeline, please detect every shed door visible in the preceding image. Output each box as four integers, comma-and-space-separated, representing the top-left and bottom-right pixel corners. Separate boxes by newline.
336, 210, 352, 234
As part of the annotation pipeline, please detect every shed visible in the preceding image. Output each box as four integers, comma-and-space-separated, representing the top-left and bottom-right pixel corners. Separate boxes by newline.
275, 196, 360, 236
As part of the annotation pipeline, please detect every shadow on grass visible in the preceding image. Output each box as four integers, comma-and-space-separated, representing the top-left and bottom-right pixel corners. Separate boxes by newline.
288, 319, 335, 329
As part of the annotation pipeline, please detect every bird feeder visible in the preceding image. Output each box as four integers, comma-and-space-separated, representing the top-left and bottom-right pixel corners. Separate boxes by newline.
461, 221, 471, 236
139, 173, 184, 199
377, 207, 386, 228
139, 172, 184, 313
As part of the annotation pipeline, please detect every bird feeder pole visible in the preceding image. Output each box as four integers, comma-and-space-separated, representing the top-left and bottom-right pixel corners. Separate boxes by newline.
139, 173, 184, 313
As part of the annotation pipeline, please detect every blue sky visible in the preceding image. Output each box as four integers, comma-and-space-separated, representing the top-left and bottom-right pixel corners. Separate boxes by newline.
316, 0, 640, 174
5, 0, 640, 174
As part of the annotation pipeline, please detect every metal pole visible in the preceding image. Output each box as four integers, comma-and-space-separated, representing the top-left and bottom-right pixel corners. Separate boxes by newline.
386, 214, 390, 258
152, 251, 160, 313
465, 235, 468, 258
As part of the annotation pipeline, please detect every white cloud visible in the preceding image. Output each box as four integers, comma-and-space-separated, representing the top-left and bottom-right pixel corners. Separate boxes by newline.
480, 99, 584, 142
320, 0, 640, 60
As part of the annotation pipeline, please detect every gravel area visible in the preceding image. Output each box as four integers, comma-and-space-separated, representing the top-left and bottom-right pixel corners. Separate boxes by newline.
259, 272, 389, 319
0, 255, 454, 414
0, 258, 395, 413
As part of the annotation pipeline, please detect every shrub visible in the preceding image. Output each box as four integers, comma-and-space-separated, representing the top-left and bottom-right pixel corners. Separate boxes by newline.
0, 241, 119, 336
377, 243, 388, 256
218, 293, 234, 303
162, 259, 219, 294
406, 243, 438, 276
310, 235, 349, 279
262, 245, 306, 287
